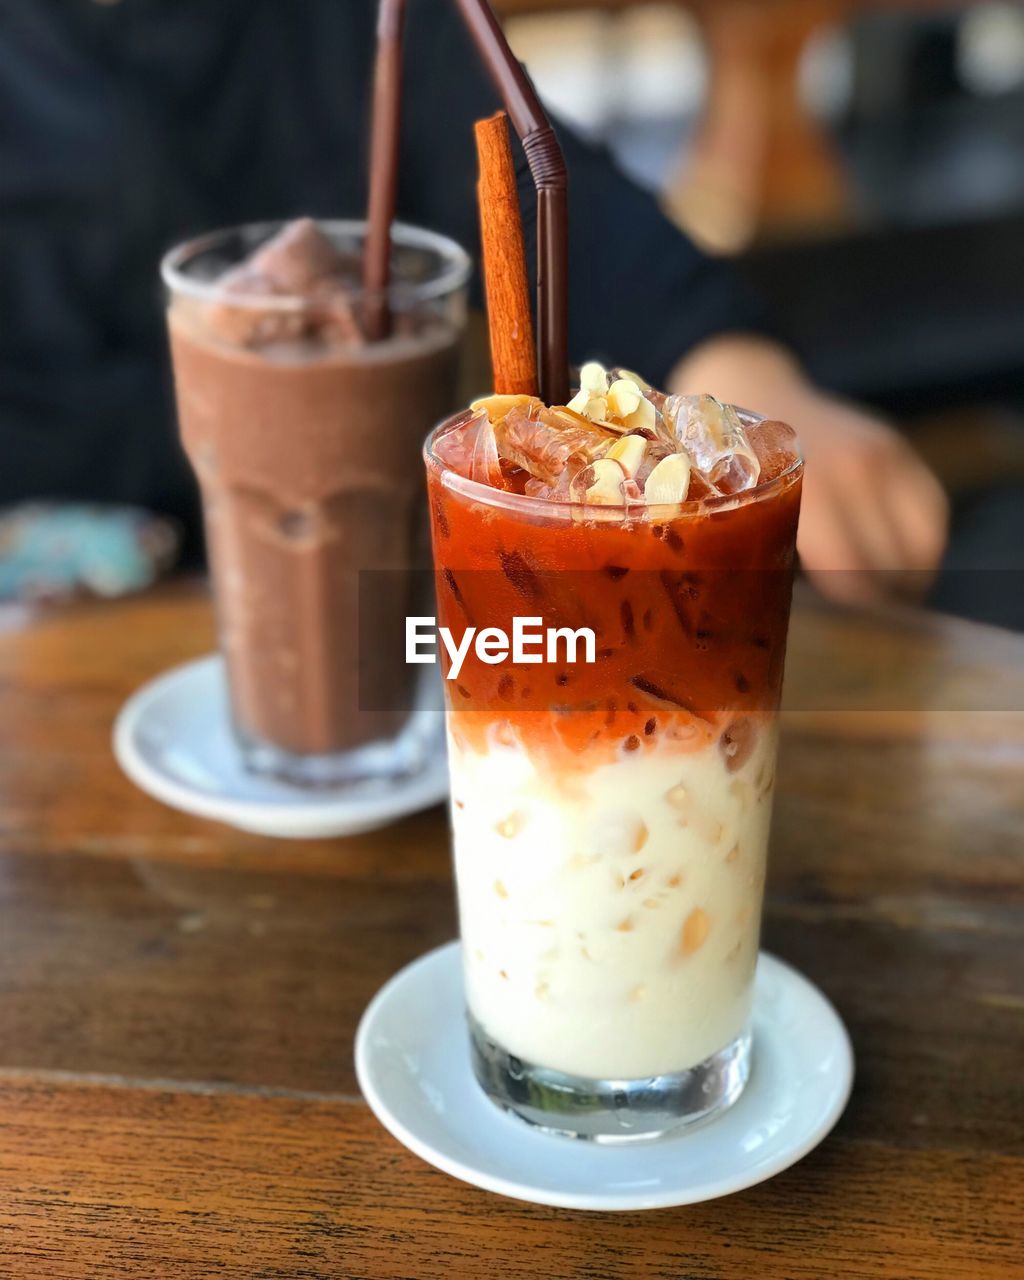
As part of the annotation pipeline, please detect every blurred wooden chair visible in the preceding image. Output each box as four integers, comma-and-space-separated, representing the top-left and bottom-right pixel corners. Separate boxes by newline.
664, 0, 852, 251
497, 0, 863, 250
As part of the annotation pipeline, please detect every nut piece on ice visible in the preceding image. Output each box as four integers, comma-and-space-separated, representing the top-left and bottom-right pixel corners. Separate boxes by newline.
471, 393, 541, 421
566, 361, 612, 418
643, 452, 691, 505
572, 458, 627, 505
579, 361, 609, 394
567, 389, 609, 422
606, 434, 647, 479
607, 378, 643, 420
621, 395, 656, 435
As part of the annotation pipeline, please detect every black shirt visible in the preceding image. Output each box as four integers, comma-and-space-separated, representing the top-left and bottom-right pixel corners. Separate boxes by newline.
0, 0, 767, 537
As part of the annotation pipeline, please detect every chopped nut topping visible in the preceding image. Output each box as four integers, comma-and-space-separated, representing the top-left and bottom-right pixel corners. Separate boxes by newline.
566, 389, 608, 422
578, 361, 609, 394
582, 457, 627, 505
645, 452, 692, 505
607, 378, 643, 419
606, 433, 647, 479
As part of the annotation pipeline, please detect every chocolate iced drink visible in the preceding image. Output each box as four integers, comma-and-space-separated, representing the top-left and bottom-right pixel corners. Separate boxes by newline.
163, 219, 470, 785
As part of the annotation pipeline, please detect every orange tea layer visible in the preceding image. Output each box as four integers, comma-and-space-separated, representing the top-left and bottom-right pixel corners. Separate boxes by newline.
427, 367, 802, 769
425, 366, 802, 1079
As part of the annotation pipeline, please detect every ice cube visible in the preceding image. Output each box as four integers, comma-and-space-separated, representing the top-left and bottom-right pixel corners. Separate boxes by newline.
198, 262, 289, 346
249, 218, 346, 293
432, 408, 502, 485
494, 405, 613, 486
684, 469, 720, 502
205, 281, 338, 349
744, 418, 799, 484
620, 477, 644, 506
719, 718, 757, 772
453, 411, 506, 486
589, 811, 649, 859
217, 264, 276, 298
469, 415, 503, 486
309, 288, 364, 347
202, 220, 366, 348
524, 468, 574, 501
664, 394, 761, 494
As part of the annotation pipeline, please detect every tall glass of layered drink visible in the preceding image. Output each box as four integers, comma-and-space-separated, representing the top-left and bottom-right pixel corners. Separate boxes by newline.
425, 369, 802, 1140
163, 219, 469, 788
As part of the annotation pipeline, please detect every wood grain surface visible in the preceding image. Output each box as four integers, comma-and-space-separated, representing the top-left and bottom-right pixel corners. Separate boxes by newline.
0, 581, 1022, 1278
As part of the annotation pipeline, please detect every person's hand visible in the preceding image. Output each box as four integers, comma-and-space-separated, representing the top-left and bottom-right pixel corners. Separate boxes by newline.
670, 335, 949, 607
792, 394, 949, 606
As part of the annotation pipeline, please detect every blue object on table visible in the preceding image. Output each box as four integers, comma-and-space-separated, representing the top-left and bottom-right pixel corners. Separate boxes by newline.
0, 504, 180, 602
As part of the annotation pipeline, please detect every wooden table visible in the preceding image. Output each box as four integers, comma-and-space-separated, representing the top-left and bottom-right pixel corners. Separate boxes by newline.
1, 582, 1022, 1278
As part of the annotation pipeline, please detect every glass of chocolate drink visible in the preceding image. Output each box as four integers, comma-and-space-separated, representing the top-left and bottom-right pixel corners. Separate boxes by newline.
163, 218, 470, 788
424, 365, 802, 1140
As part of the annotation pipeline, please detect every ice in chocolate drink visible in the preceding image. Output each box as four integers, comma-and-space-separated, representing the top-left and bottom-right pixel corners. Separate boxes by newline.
163, 219, 470, 786
425, 364, 802, 1139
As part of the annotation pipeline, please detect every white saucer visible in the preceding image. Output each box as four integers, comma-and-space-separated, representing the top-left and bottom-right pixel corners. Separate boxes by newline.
356, 942, 853, 1211
113, 655, 449, 839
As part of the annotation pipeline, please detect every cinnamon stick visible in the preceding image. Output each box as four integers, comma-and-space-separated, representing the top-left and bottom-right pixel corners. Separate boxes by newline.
474, 111, 538, 397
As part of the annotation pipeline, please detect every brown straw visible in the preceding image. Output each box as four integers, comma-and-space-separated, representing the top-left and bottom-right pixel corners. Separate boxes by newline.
475, 112, 538, 396
453, 0, 569, 405
363, 0, 407, 341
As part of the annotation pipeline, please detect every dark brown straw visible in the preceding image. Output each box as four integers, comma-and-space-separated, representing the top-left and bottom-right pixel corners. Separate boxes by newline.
363, 0, 407, 341
453, 0, 569, 405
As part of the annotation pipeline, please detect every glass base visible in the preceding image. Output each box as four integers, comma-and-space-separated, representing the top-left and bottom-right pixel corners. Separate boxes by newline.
469, 1013, 751, 1143
236, 709, 444, 790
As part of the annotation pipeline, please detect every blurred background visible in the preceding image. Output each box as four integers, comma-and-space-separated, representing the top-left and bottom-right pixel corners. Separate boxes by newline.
2, 0, 1023, 628
503, 0, 1024, 627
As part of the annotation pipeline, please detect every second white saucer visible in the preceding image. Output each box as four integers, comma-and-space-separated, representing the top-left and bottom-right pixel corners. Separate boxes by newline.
113, 654, 449, 838
355, 941, 854, 1211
